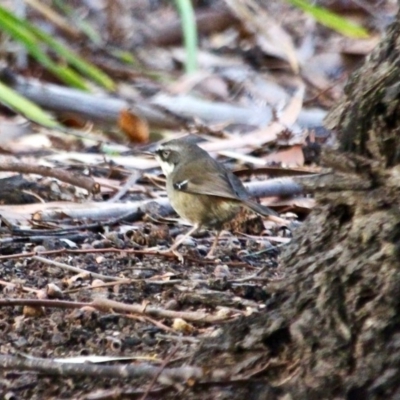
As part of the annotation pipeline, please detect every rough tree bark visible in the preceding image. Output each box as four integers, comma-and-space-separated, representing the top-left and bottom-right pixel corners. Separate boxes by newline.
189, 8, 400, 400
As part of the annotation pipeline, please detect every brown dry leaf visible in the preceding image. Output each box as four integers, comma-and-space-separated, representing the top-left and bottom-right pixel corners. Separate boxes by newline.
278, 83, 305, 126
339, 36, 380, 55
167, 70, 212, 94
118, 109, 149, 143
263, 145, 305, 167
224, 0, 299, 73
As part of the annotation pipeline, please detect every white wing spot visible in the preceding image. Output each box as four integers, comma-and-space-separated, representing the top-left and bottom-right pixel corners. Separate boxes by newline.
175, 179, 188, 190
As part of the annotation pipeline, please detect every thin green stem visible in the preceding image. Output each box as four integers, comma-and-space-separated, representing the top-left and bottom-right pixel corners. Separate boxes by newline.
175, 0, 198, 73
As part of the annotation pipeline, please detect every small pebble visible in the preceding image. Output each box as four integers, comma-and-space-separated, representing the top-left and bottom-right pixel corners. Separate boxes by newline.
36, 290, 48, 300
176, 236, 195, 247
33, 245, 46, 253
124, 336, 142, 347
213, 264, 231, 278
196, 245, 208, 254
172, 318, 195, 333
209, 328, 223, 337
46, 283, 63, 299
165, 299, 179, 310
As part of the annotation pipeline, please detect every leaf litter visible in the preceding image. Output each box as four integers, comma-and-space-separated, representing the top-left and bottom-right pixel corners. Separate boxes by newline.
0, 0, 397, 398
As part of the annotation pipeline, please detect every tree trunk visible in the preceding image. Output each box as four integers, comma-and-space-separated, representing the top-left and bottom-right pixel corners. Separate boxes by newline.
191, 9, 400, 400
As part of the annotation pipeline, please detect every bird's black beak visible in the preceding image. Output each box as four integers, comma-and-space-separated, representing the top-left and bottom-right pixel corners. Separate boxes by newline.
140, 150, 154, 156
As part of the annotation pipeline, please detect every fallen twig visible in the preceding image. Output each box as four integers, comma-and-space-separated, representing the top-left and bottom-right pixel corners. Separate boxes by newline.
107, 171, 140, 203
0, 354, 202, 381
0, 297, 238, 324
0, 160, 100, 194
32, 255, 123, 281
0, 279, 39, 294
93, 298, 237, 323
63, 279, 183, 294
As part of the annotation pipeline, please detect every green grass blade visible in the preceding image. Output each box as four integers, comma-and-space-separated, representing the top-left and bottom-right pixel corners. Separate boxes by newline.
0, 81, 59, 128
175, 0, 198, 73
0, 5, 114, 90
28, 24, 115, 90
0, 7, 88, 89
288, 0, 369, 38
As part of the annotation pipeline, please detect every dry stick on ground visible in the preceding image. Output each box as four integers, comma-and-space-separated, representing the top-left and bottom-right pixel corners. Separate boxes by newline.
228, 265, 271, 283
63, 279, 183, 294
0, 354, 203, 382
0, 279, 40, 294
32, 255, 124, 282
0, 178, 302, 227
0, 160, 100, 194
0, 298, 237, 324
2, 70, 325, 131
20, 198, 172, 222
106, 171, 140, 203
32, 255, 183, 287
94, 298, 236, 323
7, 209, 153, 237
0, 175, 369, 226
1, 70, 179, 129
1, 353, 259, 393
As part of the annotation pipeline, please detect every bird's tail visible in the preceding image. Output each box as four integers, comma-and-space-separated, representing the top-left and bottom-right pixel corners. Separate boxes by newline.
243, 199, 276, 216
243, 199, 291, 226
243, 200, 287, 224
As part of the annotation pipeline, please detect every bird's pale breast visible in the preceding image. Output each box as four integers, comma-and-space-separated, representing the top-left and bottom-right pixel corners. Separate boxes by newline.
167, 182, 239, 228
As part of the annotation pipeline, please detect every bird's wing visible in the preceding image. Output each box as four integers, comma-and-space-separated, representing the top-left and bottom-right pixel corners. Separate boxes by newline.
172, 169, 248, 201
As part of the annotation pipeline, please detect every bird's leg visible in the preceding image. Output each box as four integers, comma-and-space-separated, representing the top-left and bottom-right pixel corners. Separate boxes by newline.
205, 230, 221, 259
169, 224, 199, 252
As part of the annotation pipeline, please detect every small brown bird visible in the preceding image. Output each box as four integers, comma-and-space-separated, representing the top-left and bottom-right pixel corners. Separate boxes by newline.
154, 138, 278, 258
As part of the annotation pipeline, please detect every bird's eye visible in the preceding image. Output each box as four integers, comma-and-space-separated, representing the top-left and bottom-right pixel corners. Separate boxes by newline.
161, 150, 170, 160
